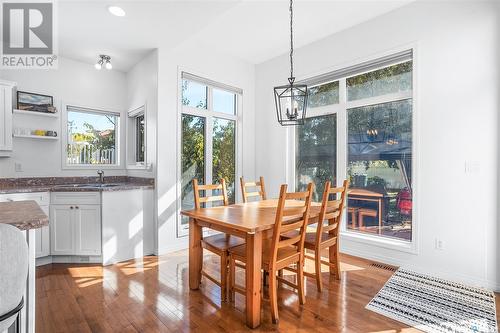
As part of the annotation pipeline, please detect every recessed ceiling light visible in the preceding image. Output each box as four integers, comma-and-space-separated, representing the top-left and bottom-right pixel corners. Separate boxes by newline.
108, 6, 125, 17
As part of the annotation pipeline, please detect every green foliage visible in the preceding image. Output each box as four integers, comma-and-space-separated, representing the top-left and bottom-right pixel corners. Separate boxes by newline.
296, 115, 336, 201
212, 119, 236, 203
308, 81, 339, 108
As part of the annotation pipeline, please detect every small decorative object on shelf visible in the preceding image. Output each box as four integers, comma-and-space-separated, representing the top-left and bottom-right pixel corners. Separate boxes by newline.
13, 128, 58, 138
17, 91, 54, 114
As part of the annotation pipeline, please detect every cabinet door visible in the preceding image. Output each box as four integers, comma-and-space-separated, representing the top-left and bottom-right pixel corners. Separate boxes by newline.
74, 205, 101, 255
50, 205, 74, 255
0, 84, 13, 152
35, 226, 50, 258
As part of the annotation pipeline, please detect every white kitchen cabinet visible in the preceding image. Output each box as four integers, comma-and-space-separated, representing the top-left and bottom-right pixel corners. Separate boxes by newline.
50, 205, 75, 255
35, 206, 50, 258
74, 205, 101, 255
0, 80, 14, 156
0, 192, 50, 258
50, 192, 101, 256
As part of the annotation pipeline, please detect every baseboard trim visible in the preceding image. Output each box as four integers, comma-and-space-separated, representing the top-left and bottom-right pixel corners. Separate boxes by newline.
341, 246, 499, 292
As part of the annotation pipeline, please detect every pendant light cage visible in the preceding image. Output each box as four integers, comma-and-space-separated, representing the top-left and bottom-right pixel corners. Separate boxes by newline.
274, 80, 308, 126
273, 0, 307, 126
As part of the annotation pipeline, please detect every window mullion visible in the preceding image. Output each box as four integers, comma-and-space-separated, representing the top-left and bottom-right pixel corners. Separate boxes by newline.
337, 78, 348, 232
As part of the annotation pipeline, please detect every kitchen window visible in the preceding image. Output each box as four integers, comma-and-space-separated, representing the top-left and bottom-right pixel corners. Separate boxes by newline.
178, 73, 241, 237
65, 106, 120, 166
294, 49, 415, 248
127, 105, 146, 166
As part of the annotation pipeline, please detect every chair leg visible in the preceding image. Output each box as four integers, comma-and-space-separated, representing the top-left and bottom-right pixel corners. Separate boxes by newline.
314, 249, 323, 292
263, 270, 267, 287
16, 311, 21, 333
297, 259, 306, 305
220, 252, 228, 301
330, 243, 341, 280
268, 269, 279, 324
229, 257, 235, 302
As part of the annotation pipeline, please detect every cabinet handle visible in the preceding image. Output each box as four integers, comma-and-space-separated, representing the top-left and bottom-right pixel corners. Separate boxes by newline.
75, 206, 79, 209
70, 206, 74, 209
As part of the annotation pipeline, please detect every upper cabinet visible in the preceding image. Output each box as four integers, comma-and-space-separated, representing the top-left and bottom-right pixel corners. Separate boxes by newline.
0, 80, 15, 157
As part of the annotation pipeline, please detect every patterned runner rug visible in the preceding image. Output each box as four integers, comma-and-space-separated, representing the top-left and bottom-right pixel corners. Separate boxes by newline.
366, 268, 498, 333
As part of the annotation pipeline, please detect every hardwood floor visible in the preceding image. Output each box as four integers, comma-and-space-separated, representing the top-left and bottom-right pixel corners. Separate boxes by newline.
36, 251, 500, 333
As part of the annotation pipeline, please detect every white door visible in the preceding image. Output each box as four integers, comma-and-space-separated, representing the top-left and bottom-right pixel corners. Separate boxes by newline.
50, 205, 74, 255
74, 205, 101, 255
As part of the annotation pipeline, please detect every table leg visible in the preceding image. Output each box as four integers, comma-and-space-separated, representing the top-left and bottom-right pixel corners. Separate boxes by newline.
189, 218, 202, 290
245, 231, 262, 328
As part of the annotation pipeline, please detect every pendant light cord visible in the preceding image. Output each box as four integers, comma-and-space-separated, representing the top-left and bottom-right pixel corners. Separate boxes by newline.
289, 0, 294, 81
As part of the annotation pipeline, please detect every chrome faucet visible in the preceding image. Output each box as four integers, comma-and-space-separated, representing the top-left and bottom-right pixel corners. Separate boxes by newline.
97, 170, 104, 183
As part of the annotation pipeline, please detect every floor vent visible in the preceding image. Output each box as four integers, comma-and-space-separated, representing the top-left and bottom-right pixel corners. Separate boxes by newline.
369, 263, 397, 271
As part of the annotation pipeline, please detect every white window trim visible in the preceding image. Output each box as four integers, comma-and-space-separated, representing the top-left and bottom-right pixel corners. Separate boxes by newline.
288, 45, 419, 254
61, 102, 123, 170
127, 104, 149, 170
176, 69, 243, 238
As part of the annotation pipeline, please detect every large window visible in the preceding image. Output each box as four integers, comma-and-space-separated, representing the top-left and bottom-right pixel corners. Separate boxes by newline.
66, 107, 119, 166
295, 51, 414, 244
179, 74, 240, 237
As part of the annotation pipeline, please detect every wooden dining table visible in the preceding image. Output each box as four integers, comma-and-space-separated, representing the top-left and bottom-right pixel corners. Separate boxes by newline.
181, 199, 323, 328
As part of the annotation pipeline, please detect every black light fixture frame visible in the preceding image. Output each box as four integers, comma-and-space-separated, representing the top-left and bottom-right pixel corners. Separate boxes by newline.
273, 0, 308, 126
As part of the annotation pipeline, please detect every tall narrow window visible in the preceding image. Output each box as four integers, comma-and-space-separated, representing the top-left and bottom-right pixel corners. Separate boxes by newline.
178, 74, 241, 237
135, 114, 145, 163
295, 51, 414, 245
296, 114, 337, 202
347, 61, 413, 241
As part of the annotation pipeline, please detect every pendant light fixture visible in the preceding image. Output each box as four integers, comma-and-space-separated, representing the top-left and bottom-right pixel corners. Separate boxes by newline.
95, 55, 112, 70
274, 0, 308, 126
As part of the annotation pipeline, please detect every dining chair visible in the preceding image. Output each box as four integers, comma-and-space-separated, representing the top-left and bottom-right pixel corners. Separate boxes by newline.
240, 176, 267, 203
287, 180, 349, 292
192, 178, 244, 301
228, 183, 313, 324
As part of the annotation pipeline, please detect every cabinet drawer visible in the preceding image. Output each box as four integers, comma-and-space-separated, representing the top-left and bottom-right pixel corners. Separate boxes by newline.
51, 192, 100, 205
0, 192, 50, 206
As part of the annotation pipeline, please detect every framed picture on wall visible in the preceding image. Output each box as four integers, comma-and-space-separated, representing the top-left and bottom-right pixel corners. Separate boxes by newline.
17, 91, 54, 113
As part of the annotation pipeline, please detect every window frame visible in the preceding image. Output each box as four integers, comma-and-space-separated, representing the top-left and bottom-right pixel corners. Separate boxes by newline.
62, 103, 122, 170
288, 47, 419, 254
127, 104, 148, 169
176, 71, 243, 238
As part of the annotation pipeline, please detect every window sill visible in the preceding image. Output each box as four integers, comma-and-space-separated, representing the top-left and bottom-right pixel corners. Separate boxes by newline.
340, 230, 417, 254
126, 163, 152, 171
62, 164, 123, 170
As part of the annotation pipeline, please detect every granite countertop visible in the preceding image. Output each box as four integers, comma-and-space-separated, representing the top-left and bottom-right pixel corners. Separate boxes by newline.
0, 176, 154, 194
0, 200, 49, 230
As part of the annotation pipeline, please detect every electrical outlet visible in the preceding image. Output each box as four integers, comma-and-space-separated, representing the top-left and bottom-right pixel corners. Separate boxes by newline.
14, 162, 22, 172
435, 238, 444, 250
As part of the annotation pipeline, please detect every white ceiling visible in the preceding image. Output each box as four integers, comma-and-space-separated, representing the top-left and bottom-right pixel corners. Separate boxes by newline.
58, 0, 416, 72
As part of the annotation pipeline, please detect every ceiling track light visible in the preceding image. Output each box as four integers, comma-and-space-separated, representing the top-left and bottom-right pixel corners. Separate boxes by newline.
95, 54, 112, 70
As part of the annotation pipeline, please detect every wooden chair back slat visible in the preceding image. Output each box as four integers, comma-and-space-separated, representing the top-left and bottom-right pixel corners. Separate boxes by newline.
323, 210, 340, 221
193, 178, 229, 209
240, 176, 267, 203
199, 195, 225, 203
315, 180, 349, 245
282, 206, 307, 217
278, 236, 301, 248
279, 220, 304, 233
269, 183, 314, 266
197, 183, 224, 191
322, 222, 339, 232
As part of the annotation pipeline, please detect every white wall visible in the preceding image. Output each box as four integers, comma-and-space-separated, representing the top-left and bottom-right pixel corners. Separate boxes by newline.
255, 1, 499, 290
125, 50, 158, 178
0, 57, 128, 177
156, 40, 256, 254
